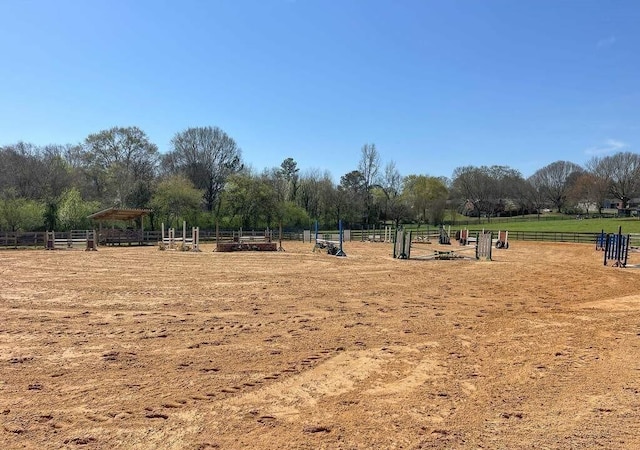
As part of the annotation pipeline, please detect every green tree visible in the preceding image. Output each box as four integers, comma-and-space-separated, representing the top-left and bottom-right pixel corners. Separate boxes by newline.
280, 201, 310, 228
222, 172, 275, 228
150, 175, 203, 228
338, 170, 366, 227
403, 175, 448, 226
18, 200, 46, 231
58, 188, 99, 230
0, 191, 46, 231
44, 201, 58, 231
83, 126, 159, 206
279, 157, 300, 202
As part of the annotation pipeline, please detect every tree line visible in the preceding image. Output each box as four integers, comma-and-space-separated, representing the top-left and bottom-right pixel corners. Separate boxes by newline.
1, 125, 640, 232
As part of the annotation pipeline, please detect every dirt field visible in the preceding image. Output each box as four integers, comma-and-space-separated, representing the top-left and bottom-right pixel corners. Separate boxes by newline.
1, 240, 640, 449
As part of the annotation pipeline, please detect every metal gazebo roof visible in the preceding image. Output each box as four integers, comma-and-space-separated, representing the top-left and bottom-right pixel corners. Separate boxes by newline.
87, 207, 153, 222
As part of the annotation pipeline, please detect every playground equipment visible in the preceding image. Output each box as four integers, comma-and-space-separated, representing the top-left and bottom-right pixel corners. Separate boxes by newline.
313, 220, 347, 257
394, 229, 492, 261
603, 227, 630, 267
45, 230, 97, 251
215, 228, 277, 252
160, 222, 201, 251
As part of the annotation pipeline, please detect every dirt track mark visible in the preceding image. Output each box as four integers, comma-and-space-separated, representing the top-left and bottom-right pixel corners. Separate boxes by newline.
226, 346, 422, 420
577, 294, 640, 311
366, 357, 446, 398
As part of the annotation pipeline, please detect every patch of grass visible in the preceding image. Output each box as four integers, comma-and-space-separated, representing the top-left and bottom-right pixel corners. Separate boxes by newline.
406, 215, 640, 234
487, 218, 640, 233
453, 217, 640, 233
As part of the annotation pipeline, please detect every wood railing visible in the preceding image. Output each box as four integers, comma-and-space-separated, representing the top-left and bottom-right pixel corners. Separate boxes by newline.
1, 229, 638, 248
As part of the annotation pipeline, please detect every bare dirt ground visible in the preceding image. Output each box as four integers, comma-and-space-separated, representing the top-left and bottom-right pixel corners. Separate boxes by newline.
1, 240, 640, 449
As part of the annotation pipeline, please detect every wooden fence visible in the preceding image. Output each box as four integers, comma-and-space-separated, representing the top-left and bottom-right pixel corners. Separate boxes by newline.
1, 229, 639, 249
0, 232, 46, 248
462, 230, 640, 247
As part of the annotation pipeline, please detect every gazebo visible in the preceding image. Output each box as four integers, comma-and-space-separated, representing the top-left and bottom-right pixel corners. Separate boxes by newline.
87, 207, 153, 246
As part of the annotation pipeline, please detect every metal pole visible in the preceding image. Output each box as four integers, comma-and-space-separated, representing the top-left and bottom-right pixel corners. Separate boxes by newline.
336, 219, 347, 257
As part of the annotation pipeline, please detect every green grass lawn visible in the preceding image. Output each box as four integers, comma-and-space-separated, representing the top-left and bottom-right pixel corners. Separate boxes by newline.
409, 216, 640, 234
469, 217, 640, 233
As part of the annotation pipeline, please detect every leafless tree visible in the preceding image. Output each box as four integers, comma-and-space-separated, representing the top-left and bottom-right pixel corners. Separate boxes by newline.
374, 161, 409, 227
164, 126, 243, 213
452, 165, 525, 220
527, 161, 583, 212
588, 152, 640, 209
566, 172, 607, 214
357, 143, 381, 225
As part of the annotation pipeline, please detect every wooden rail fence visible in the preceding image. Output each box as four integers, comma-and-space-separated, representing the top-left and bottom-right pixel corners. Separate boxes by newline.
1, 229, 639, 249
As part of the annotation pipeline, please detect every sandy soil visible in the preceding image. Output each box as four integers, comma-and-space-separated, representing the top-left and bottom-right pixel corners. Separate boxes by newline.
1, 240, 640, 449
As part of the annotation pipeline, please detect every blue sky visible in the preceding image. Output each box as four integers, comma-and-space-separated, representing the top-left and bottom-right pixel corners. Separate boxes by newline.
1, 0, 638, 181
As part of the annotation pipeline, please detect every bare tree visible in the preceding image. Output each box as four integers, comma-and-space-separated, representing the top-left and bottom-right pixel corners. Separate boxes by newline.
588, 152, 640, 209
567, 172, 608, 214
451, 166, 496, 220
522, 175, 548, 217
296, 168, 335, 223
451, 165, 524, 220
492, 166, 528, 216
164, 126, 243, 213
40, 144, 74, 200
357, 143, 381, 225
0, 142, 42, 199
371, 161, 409, 227
0, 142, 76, 202
527, 161, 583, 212
296, 169, 322, 220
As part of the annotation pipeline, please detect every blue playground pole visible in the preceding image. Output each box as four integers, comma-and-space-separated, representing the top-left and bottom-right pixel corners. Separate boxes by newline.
311, 220, 320, 252
335, 219, 347, 257
314, 220, 318, 244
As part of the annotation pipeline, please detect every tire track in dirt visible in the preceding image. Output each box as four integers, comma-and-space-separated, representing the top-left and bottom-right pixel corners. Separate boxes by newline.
222, 344, 448, 422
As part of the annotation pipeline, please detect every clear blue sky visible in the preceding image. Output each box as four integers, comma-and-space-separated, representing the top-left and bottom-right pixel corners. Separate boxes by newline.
1, 0, 638, 181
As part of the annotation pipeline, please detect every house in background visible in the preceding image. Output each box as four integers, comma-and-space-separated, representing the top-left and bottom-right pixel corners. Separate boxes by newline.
603, 198, 640, 217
